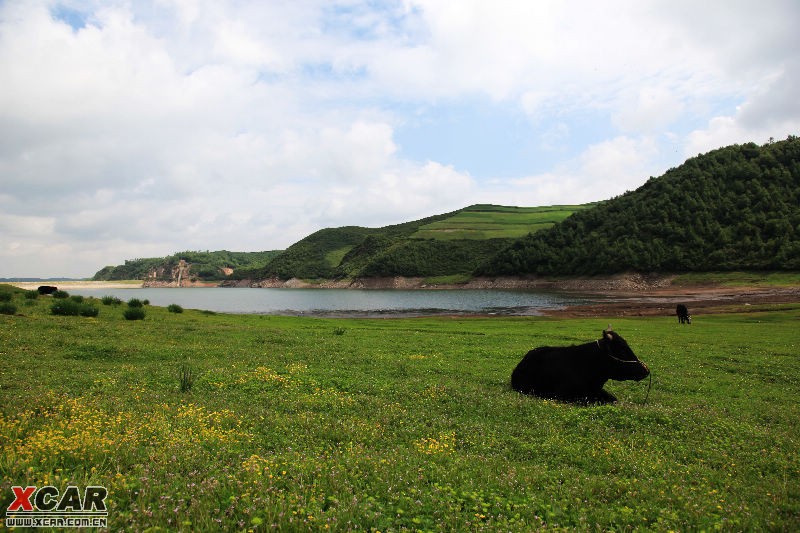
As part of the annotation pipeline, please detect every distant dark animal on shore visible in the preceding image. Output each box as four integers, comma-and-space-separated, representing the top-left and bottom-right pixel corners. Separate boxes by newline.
511, 327, 650, 404
37, 285, 58, 295
676, 304, 691, 324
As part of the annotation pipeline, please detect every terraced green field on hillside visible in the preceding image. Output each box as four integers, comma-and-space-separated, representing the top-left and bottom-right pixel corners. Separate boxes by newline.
412, 204, 591, 240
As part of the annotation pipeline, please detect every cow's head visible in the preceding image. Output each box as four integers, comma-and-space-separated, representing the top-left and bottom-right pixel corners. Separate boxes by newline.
600, 327, 649, 381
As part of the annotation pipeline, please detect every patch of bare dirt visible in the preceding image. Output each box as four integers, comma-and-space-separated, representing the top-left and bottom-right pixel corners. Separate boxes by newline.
540, 285, 800, 318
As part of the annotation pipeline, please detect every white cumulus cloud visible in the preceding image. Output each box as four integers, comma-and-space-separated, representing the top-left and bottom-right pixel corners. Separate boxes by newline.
0, 0, 798, 277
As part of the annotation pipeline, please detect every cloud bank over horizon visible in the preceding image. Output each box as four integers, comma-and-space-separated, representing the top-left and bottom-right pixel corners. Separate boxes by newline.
1, 0, 799, 277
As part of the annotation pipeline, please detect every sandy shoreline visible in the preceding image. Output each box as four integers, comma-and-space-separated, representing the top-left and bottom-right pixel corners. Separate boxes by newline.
7, 281, 144, 290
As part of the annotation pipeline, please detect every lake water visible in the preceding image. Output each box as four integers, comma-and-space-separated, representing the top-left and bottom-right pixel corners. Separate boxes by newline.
69, 287, 594, 317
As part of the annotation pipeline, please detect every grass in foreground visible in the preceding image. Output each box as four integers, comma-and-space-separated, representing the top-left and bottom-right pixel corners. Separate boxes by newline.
0, 285, 798, 530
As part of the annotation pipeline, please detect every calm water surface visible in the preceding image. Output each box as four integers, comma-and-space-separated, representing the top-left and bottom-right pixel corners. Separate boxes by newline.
70, 287, 594, 317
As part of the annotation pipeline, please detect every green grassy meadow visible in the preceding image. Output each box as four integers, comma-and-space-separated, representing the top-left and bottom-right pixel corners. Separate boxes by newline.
1, 286, 798, 530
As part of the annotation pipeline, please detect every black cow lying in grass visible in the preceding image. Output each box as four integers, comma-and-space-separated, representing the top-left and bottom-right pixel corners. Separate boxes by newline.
511, 327, 650, 404
676, 304, 691, 324
37, 285, 58, 295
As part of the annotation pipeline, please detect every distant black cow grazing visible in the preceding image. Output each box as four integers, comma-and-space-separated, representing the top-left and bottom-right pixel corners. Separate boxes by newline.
676, 304, 691, 324
37, 285, 58, 295
511, 327, 650, 404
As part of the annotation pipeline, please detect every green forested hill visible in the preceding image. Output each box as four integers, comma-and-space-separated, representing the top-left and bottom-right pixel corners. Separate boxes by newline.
96, 137, 799, 283
93, 250, 282, 281
255, 204, 589, 280
478, 136, 800, 276
92, 206, 586, 283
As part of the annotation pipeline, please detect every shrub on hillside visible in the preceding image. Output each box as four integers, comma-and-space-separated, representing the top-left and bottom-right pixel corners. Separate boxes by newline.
51, 299, 80, 316
80, 304, 100, 317
24, 290, 39, 300
101, 295, 122, 306
0, 291, 12, 302
167, 304, 184, 313
51, 299, 98, 317
0, 302, 16, 315
127, 298, 144, 308
52, 290, 69, 299
123, 307, 146, 320
70, 295, 85, 303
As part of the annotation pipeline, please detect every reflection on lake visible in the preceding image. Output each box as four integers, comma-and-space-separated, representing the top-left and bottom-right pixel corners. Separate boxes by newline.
69, 287, 594, 317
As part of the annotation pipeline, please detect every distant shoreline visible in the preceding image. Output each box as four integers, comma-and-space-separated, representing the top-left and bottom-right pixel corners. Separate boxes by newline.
4, 276, 799, 318
7, 280, 144, 290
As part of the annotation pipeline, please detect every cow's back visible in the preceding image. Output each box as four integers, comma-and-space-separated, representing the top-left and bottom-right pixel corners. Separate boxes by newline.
512, 343, 607, 399
511, 346, 566, 395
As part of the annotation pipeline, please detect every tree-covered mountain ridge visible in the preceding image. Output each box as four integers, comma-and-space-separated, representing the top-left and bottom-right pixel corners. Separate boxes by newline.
94, 136, 800, 284
478, 136, 800, 276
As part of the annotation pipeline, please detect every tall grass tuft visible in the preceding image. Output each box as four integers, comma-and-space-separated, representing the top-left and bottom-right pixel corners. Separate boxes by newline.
167, 304, 184, 313
179, 363, 194, 392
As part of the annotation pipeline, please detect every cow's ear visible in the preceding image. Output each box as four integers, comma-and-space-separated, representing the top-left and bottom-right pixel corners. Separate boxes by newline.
603, 326, 614, 341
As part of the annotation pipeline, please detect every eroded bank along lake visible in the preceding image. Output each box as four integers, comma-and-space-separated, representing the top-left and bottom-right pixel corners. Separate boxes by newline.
68, 287, 596, 317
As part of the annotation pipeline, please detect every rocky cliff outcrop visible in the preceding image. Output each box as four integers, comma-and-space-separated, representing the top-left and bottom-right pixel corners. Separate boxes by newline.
142, 259, 219, 287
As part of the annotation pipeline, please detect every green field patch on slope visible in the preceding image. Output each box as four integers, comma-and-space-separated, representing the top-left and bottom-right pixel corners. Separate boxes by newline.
325, 246, 355, 268
412, 204, 590, 240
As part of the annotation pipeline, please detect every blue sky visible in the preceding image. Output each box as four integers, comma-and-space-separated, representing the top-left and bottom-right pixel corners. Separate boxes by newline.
396, 98, 556, 178
1, 0, 799, 277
